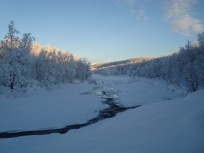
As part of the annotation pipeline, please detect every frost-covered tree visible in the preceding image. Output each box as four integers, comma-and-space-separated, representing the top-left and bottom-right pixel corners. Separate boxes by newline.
65, 54, 77, 83
94, 32, 204, 92
76, 58, 91, 81
0, 21, 36, 90
198, 32, 204, 48
1, 21, 22, 89
0, 21, 91, 93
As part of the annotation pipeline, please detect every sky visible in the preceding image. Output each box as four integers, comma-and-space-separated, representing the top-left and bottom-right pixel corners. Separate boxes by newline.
0, 0, 204, 63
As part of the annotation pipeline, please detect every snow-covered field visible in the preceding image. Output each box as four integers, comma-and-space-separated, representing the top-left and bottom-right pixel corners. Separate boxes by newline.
0, 82, 105, 132
0, 75, 204, 153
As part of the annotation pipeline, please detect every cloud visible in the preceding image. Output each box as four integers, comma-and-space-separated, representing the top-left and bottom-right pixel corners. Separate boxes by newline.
118, 0, 148, 22
165, 0, 204, 35
136, 8, 148, 22
126, 0, 137, 6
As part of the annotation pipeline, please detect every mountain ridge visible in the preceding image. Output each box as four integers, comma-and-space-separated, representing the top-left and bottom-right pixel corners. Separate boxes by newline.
91, 57, 153, 71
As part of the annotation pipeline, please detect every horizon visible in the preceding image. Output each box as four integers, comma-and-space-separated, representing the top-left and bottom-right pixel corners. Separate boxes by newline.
0, 0, 204, 63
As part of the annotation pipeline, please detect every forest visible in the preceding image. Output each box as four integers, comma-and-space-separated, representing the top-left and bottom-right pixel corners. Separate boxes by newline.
1, 21, 204, 93
0, 21, 91, 91
94, 33, 204, 92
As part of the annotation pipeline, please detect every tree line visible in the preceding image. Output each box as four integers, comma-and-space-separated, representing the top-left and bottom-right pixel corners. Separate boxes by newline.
0, 21, 91, 91
94, 33, 204, 92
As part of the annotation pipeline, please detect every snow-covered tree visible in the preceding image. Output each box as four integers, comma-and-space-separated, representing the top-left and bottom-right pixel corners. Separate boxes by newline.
0, 21, 91, 93
94, 32, 204, 92
0, 21, 35, 90
76, 58, 91, 81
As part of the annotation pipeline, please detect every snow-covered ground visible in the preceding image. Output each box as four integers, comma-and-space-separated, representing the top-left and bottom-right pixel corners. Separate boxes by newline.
0, 75, 204, 153
0, 82, 104, 132
93, 75, 184, 106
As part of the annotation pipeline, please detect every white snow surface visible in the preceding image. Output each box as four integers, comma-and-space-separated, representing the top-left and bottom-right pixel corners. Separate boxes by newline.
0, 75, 204, 153
0, 82, 104, 131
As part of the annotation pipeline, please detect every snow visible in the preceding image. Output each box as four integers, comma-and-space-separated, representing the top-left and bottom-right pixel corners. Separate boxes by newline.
0, 75, 204, 153
93, 75, 184, 106
0, 82, 104, 132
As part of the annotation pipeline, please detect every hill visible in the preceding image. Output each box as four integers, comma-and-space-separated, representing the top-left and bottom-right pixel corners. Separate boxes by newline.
91, 57, 152, 71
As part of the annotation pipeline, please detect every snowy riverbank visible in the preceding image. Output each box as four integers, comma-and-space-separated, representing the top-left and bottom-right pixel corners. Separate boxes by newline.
0, 75, 203, 153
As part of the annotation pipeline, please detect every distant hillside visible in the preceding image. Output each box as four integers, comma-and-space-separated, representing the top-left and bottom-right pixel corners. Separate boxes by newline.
92, 32, 204, 92
91, 57, 153, 71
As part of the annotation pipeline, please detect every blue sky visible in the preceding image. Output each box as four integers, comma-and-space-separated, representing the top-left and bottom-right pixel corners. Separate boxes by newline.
0, 0, 204, 63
